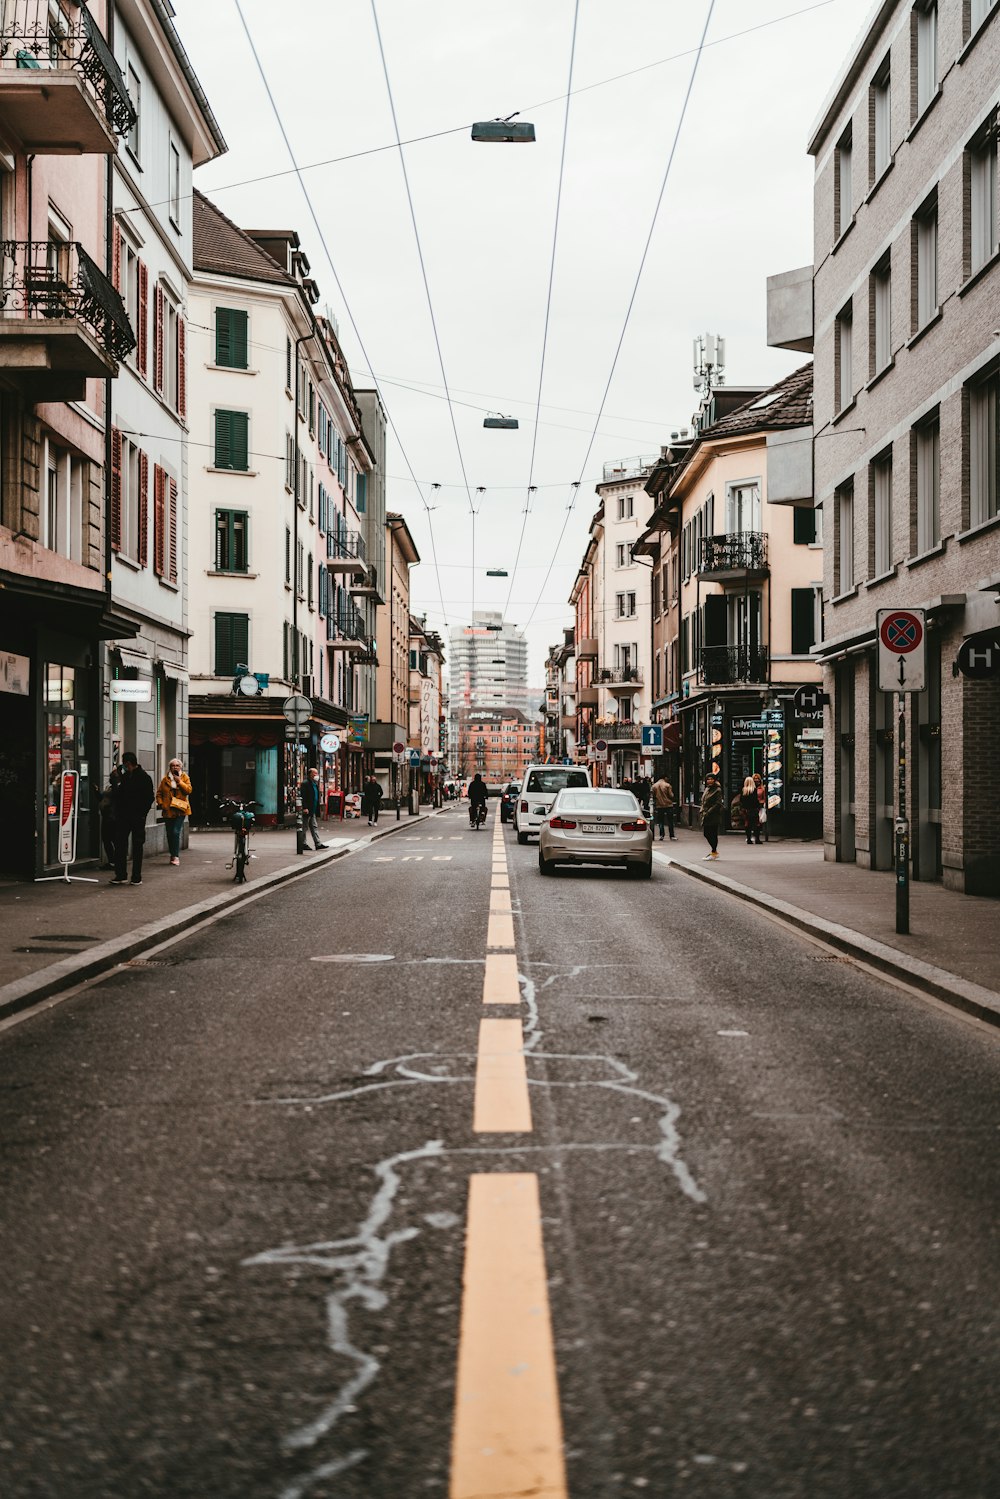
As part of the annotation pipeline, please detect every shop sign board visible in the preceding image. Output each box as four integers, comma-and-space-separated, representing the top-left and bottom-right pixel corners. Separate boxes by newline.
110, 679, 152, 702
0, 651, 29, 696
320, 733, 341, 754
348, 714, 370, 743
955, 627, 1000, 680
58, 769, 78, 866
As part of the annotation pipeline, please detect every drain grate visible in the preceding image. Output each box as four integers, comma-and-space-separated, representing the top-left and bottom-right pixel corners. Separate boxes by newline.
813, 955, 853, 963
123, 958, 175, 969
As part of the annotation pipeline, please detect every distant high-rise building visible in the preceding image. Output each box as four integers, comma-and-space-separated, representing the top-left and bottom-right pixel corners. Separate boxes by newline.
448, 611, 531, 768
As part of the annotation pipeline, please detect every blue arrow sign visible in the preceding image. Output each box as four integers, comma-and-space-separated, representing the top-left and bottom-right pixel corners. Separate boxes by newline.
641, 725, 663, 750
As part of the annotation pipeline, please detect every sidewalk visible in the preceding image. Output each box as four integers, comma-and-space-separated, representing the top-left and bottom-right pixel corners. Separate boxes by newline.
658, 826, 1000, 1023
0, 808, 433, 1018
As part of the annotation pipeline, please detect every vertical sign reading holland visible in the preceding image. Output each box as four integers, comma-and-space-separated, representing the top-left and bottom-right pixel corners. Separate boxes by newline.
58, 769, 79, 867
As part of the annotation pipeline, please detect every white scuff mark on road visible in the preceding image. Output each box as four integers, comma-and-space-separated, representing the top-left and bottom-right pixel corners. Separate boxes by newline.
309, 953, 394, 964
519, 970, 541, 1052
537, 963, 592, 992
279, 1447, 367, 1499
244, 1138, 445, 1485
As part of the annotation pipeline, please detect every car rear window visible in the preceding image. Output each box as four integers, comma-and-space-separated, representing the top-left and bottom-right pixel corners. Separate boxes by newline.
557, 791, 638, 813
525, 769, 590, 794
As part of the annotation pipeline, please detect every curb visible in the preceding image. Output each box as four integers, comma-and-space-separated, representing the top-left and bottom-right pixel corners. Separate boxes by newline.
0, 811, 435, 1024
659, 854, 1000, 1029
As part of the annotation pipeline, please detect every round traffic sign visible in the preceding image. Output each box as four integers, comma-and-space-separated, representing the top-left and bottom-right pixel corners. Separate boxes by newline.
283, 693, 312, 723
320, 732, 341, 754
595, 739, 608, 752
392, 740, 405, 754
879, 611, 923, 654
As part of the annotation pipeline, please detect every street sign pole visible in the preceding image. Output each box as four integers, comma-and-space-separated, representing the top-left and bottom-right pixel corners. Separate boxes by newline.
896, 693, 909, 935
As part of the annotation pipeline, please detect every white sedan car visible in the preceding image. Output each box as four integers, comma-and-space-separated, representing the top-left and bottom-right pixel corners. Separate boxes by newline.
537, 787, 653, 879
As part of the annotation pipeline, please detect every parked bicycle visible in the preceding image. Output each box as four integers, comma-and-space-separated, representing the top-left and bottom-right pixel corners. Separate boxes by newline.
218, 796, 257, 883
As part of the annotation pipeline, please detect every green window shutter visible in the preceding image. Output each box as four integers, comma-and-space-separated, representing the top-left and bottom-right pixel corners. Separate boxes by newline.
215, 410, 249, 470
216, 308, 248, 369
793, 507, 817, 545
791, 588, 816, 655
356, 473, 366, 513
702, 594, 728, 649
214, 612, 248, 674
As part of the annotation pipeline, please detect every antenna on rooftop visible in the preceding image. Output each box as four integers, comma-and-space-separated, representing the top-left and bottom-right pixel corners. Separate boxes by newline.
693, 333, 725, 394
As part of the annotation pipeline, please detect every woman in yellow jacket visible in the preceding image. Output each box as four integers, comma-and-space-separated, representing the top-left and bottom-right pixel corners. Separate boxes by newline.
156, 757, 192, 866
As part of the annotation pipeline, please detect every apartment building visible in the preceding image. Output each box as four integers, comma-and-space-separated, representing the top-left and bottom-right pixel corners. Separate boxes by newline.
448, 610, 530, 753
456, 707, 542, 783
374, 510, 418, 797
186, 195, 374, 823
637, 367, 824, 834
407, 614, 445, 800
0, 1, 137, 877
784, 0, 1000, 893
570, 519, 600, 760
542, 627, 576, 762
107, 1, 224, 851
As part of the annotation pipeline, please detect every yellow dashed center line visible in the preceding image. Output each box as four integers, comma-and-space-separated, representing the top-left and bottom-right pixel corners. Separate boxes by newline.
486, 911, 516, 950
490, 888, 512, 913
472, 1019, 532, 1133
450, 1173, 567, 1499
481, 951, 519, 1005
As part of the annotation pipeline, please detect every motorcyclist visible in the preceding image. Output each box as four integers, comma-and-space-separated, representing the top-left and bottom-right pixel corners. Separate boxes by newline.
468, 772, 488, 828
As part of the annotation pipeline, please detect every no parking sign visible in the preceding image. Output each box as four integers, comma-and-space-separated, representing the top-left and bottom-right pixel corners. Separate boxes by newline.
877, 609, 926, 692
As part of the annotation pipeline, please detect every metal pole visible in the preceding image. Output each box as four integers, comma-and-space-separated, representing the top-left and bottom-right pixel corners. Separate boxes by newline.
895, 692, 909, 935
395, 760, 400, 819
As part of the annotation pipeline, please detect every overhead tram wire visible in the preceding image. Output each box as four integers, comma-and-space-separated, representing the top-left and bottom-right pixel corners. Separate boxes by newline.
231, 0, 450, 631
369, 0, 479, 622
523, 0, 718, 634
502, 0, 581, 627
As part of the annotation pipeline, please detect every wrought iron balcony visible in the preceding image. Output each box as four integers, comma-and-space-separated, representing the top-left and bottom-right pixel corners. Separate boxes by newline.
0, 1, 136, 152
698, 530, 769, 576
348, 562, 379, 597
594, 720, 644, 741
326, 528, 367, 574
700, 645, 769, 685
327, 604, 370, 651
0, 239, 134, 394
594, 666, 643, 687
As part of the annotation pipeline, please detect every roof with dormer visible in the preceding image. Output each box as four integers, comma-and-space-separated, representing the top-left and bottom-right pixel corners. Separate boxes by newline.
193, 190, 296, 287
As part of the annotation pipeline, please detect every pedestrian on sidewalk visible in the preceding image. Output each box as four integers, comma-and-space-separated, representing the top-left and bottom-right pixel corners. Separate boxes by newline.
300, 767, 327, 850
361, 775, 383, 826
156, 757, 192, 866
98, 765, 120, 868
651, 774, 676, 841
753, 772, 769, 843
110, 752, 155, 885
700, 774, 723, 859
638, 774, 652, 818
740, 775, 762, 846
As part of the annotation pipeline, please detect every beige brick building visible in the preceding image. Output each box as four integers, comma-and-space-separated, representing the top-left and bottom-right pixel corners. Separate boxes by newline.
774, 0, 1000, 895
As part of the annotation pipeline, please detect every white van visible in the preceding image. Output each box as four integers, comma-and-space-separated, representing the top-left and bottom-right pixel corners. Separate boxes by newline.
513, 763, 593, 843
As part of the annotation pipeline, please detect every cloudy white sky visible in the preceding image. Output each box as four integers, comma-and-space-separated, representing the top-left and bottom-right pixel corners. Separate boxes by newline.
173, 0, 873, 678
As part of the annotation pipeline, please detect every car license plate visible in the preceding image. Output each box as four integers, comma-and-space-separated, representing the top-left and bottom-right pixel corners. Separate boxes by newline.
581, 822, 614, 835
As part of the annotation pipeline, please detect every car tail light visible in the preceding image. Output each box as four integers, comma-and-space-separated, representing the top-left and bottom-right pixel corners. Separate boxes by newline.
621, 819, 648, 831
549, 816, 578, 830
520, 800, 528, 812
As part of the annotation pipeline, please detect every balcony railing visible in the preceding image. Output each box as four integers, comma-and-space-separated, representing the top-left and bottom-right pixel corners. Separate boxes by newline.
0, 1, 136, 139
698, 530, 769, 575
602, 455, 658, 483
326, 529, 366, 563
700, 645, 769, 685
0, 239, 134, 362
594, 666, 642, 686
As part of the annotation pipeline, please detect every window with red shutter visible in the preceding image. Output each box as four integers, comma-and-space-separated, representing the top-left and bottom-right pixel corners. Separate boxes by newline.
154, 284, 164, 394
111, 428, 122, 552
168, 477, 178, 583
137, 261, 148, 379
138, 451, 149, 566
153, 465, 165, 576
177, 317, 186, 418
112, 224, 121, 293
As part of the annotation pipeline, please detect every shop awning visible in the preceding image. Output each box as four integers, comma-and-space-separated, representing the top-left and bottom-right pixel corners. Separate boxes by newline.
156, 658, 188, 682
114, 644, 150, 671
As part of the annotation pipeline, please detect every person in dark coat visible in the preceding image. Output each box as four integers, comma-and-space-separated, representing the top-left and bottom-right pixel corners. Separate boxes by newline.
110, 752, 155, 885
361, 776, 383, 826
740, 775, 762, 845
98, 765, 121, 869
300, 767, 327, 850
638, 775, 652, 817
699, 774, 723, 860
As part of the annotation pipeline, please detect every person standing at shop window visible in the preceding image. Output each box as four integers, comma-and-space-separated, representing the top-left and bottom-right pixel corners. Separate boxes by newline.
700, 774, 723, 860
300, 767, 328, 851
157, 757, 192, 867
753, 772, 769, 843
110, 753, 155, 886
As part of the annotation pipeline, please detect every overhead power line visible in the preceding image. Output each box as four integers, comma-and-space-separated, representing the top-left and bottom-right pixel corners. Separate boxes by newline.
231, 0, 451, 629
523, 0, 718, 634
503, 0, 581, 626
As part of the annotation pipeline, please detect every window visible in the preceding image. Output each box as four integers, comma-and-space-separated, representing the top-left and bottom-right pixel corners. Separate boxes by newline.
969, 366, 999, 527
913, 1, 937, 118
791, 588, 817, 655
870, 254, 892, 375
617, 494, 634, 520
169, 140, 180, 227
152, 466, 178, 584
111, 430, 146, 565
215, 307, 248, 369
835, 123, 853, 239
285, 432, 295, 491
971, 0, 997, 28
835, 301, 854, 411
793, 507, 817, 544
215, 613, 249, 677
126, 63, 140, 159
356, 472, 367, 514
726, 480, 761, 532
41, 442, 85, 563
215, 510, 248, 573
285, 526, 291, 585
913, 192, 938, 330
835, 479, 854, 593
871, 450, 893, 575
870, 55, 891, 181
968, 113, 998, 276
615, 591, 636, 619
913, 412, 940, 553
113, 226, 148, 377
307, 552, 314, 610
286, 337, 292, 392
214, 409, 249, 471
153, 282, 185, 414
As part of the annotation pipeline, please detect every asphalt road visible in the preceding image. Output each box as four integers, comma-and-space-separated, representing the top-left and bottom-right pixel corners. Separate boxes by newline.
0, 802, 997, 1498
